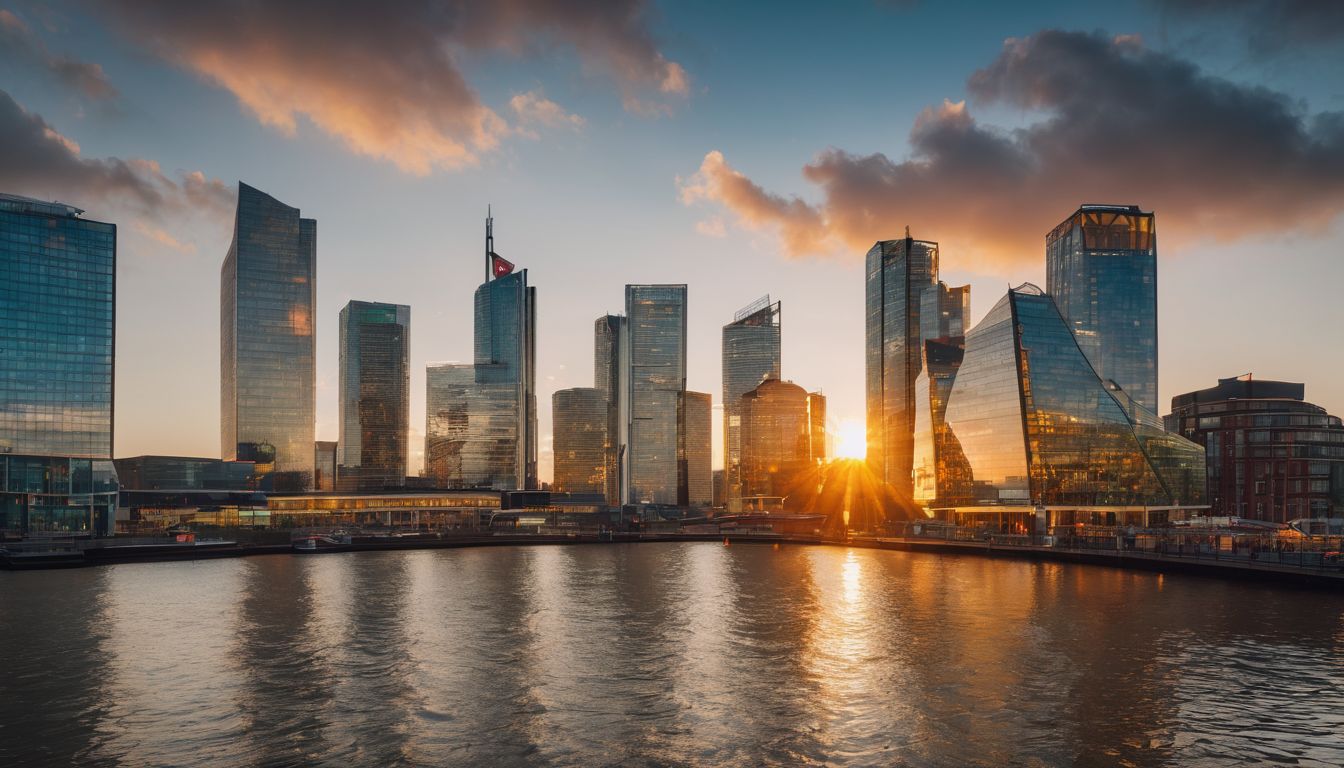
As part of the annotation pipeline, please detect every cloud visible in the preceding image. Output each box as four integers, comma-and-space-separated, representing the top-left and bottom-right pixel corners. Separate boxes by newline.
133, 221, 195, 253
0, 88, 233, 247
0, 9, 117, 101
91, 0, 687, 174
681, 30, 1344, 270
1153, 0, 1344, 53
510, 90, 585, 137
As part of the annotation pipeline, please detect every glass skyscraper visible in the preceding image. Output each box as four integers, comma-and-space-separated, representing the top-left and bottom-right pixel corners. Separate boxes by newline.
1046, 205, 1157, 413
552, 387, 607, 494
338, 300, 410, 491
679, 390, 713, 508
865, 236, 938, 502
221, 182, 316, 492
931, 284, 1203, 527
625, 284, 687, 505
739, 378, 826, 504
722, 296, 781, 512
0, 193, 118, 535
594, 314, 627, 505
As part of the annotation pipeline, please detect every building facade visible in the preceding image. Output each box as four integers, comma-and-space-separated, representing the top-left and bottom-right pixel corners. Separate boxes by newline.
865, 236, 939, 503
679, 390, 713, 508
739, 379, 826, 507
625, 285, 687, 505
314, 441, 337, 491
338, 301, 410, 490
221, 182, 316, 491
552, 387, 607, 495
929, 284, 1204, 530
722, 296, 781, 512
0, 193, 118, 535
594, 314, 627, 505
1046, 205, 1158, 413
1166, 376, 1344, 522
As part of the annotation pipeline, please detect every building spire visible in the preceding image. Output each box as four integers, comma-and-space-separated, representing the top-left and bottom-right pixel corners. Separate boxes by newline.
486, 204, 494, 281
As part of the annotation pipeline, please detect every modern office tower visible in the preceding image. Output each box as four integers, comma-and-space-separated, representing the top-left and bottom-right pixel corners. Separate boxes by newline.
423, 212, 537, 490
552, 387, 608, 494
912, 340, 970, 507
1046, 204, 1158, 413
919, 282, 970, 343
594, 314, 628, 505
739, 379, 827, 507
865, 234, 939, 503
625, 284, 688, 505
338, 301, 410, 491
931, 284, 1204, 530
314, 441, 337, 491
679, 390, 713, 507
221, 182, 316, 492
0, 193, 118, 535
1166, 376, 1344, 522
722, 296, 782, 512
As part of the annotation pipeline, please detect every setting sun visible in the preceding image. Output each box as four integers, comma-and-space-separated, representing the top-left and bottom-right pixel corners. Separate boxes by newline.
834, 419, 867, 460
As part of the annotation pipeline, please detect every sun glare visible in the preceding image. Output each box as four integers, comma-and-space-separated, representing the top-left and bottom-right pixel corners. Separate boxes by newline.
834, 419, 867, 460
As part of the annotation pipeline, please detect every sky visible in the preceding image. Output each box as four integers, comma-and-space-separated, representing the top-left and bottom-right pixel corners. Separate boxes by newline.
2, 0, 1343, 484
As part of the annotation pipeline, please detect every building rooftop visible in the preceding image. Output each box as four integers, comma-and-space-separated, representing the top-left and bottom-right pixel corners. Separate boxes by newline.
1171, 375, 1306, 409
0, 192, 85, 218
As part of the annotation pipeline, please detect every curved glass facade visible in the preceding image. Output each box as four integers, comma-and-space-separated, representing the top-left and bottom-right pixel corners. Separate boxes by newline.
739, 379, 826, 504
722, 297, 781, 512
221, 182, 316, 491
338, 301, 410, 490
552, 387, 607, 494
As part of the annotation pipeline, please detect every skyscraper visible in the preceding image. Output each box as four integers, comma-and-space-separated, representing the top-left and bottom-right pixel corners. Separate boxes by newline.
865, 235, 938, 504
338, 300, 410, 490
919, 282, 970, 343
679, 390, 713, 507
423, 211, 536, 490
625, 284, 687, 505
221, 182, 316, 491
0, 193, 118, 535
1046, 204, 1157, 413
722, 296, 781, 512
594, 314, 627, 505
552, 387, 607, 494
739, 379, 826, 506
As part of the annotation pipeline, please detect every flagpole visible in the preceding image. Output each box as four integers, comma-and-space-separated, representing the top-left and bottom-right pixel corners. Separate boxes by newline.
486, 204, 493, 282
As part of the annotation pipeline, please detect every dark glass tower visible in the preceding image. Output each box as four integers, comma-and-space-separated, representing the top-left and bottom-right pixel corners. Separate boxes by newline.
625, 284, 687, 505
0, 193, 118, 535
678, 390, 713, 508
865, 235, 938, 504
594, 314, 627, 505
221, 182, 316, 491
722, 296, 781, 512
1046, 205, 1157, 413
338, 300, 410, 490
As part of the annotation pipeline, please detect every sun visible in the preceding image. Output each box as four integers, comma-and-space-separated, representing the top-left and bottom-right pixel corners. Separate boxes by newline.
834, 418, 867, 460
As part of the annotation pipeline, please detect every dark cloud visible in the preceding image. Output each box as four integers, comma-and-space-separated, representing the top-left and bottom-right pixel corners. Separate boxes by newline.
0, 9, 117, 100
88, 0, 687, 174
681, 30, 1344, 268
1154, 0, 1344, 53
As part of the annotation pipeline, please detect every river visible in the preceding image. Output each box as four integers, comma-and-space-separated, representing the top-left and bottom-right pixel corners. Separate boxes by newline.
2, 543, 1342, 766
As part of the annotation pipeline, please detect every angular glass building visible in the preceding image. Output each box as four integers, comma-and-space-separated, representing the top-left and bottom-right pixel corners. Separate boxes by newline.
594, 315, 627, 505
933, 284, 1204, 530
919, 282, 969, 343
221, 182, 316, 492
739, 379, 826, 506
552, 387, 608, 494
865, 235, 938, 503
625, 285, 687, 505
1166, 376, 1344, 522
721, 296, 781, 512
338, 301, 410, 490
679, 390, 713, 508
1046, 205, 1157, 413
0, 193, 118, 535
911, 339, 969, 507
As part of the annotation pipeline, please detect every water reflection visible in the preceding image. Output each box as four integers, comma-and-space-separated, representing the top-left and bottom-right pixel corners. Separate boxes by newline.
2, 544, 1343, 767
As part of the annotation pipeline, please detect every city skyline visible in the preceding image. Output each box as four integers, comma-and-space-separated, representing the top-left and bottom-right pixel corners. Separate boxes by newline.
2, 1, 1343, 487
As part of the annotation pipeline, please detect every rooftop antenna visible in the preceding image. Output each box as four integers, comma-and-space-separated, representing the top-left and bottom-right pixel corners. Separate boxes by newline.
485, 205, 494, 282
905, 224, 911, 239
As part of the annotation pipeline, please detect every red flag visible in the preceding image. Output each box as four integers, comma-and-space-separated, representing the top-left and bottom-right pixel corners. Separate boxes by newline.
491, 252, 515, 278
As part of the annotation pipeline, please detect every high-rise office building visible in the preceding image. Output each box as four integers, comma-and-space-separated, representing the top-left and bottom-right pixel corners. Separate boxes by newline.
865, 235, 938, 503
722, 296, 781, 512
1046, 205, 1157, 413
338, 301, 410, 490
919, 282, 970, 343
0, 193, 118, 535
739, 378, 826, 506
679, 390, 713, 508
594, 314, 627, 505
552, 387, 607, 494
625, 284, 687, 505
221, 182, 316, 491
423, 212, 536, 490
